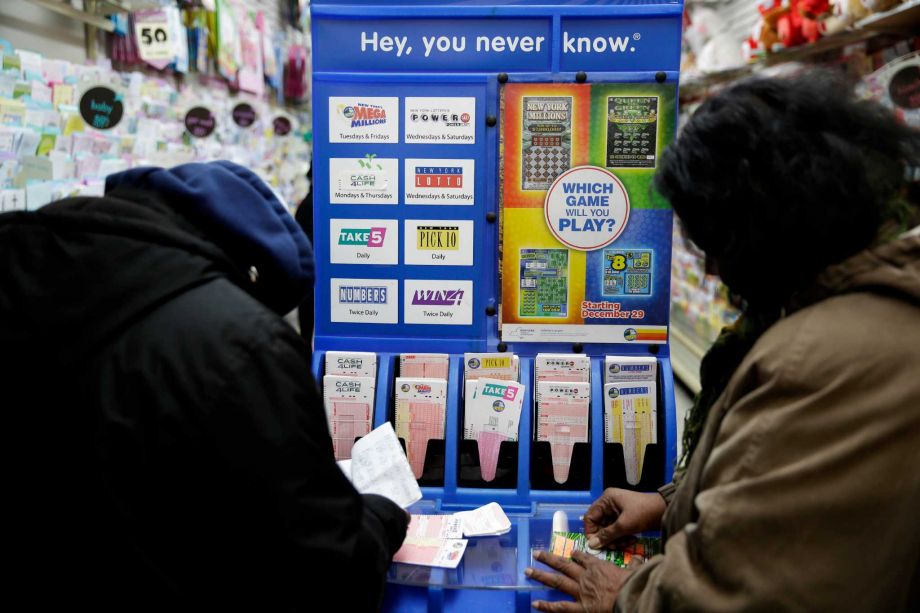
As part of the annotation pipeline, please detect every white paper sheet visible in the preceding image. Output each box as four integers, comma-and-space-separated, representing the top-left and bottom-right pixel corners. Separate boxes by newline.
348, 422, 422, 509
454, 502, 511, 537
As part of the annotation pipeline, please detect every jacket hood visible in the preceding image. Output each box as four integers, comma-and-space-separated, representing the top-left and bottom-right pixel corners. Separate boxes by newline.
0, 161, 313, 367
791, 231, 920, 312
106, 161, 314, 314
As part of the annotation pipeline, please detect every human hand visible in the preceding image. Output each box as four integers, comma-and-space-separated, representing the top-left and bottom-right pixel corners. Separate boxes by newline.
526, 550, 633, 612
583, 488, 666, 550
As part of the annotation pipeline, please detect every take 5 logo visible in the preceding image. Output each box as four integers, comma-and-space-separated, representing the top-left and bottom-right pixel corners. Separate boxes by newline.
329, 219, 398, 265
338, 227, 387, 248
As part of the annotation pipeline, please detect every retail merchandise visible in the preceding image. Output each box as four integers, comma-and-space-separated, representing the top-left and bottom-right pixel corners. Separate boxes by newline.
0, 43, 311, 213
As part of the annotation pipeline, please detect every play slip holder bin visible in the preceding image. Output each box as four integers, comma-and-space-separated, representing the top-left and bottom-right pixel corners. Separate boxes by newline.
317, 351, 671, 497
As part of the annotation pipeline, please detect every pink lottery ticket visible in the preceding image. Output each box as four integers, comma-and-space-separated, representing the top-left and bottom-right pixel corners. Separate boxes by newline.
477, 430, 509, 482
406, 402, 445, 478
323, 375, 375, 461
330, 401, 372, 460
537, 390, 589, 484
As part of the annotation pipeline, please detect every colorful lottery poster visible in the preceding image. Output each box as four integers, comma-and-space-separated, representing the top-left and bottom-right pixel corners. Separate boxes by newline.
499, 82, 676, 344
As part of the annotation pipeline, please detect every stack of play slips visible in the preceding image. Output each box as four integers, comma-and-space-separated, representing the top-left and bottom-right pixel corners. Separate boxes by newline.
604, 356, 657, 485
536, 381, 591, 484
534, 354, 590, 404
534, 354, 591, 484
395, 377, 448, 479
400, 353, 450, 380
323, 352, 378, 461
463, 352, 520, 383
463, 378, 525, 481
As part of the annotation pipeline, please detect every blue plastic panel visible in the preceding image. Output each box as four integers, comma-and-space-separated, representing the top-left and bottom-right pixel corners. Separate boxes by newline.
310, 11, 683, 608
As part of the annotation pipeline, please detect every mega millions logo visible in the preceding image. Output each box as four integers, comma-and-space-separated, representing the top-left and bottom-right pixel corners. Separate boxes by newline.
339, 102, 387, 128
416, 225, 459, 250
411, 288, 465, 306
338, 285, 389, 304
338, 227, 387, 248
414, 165, 463, 189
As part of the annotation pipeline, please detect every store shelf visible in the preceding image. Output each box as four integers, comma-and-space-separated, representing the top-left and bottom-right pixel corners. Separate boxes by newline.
680, 0, 920, 99
670, 322, 706, 394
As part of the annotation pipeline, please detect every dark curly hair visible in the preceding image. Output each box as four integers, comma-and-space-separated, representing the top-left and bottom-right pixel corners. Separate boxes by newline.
656, 71, 920, 466
657, 71, 919, 309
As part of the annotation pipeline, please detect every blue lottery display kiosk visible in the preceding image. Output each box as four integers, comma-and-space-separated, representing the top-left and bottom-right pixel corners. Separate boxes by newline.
310, 1, 683, 610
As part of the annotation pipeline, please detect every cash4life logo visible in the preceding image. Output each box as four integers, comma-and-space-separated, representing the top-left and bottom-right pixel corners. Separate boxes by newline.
338, 102, 388, 128
411, 288, 466, 306
415, 165, 463, 189
338, 285, 389, 304
338, 227, 387, 248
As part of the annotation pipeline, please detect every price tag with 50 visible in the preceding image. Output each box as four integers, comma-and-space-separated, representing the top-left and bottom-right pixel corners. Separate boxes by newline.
135, 13, 173, 61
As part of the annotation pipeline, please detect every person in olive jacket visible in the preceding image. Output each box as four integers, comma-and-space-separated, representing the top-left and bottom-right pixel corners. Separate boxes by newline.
527, 73, 920, 612
0, 161, 408, 611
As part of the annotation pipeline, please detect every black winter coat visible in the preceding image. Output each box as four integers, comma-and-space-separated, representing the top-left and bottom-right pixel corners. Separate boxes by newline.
0, 189, 407, 611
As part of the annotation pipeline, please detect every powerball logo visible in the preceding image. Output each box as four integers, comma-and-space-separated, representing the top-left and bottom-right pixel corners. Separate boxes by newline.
411, 288, 465, 306
338, 286, 389, 304
339, 102, 387, 128
338, 227, 387, 248
414, 165, 463, 189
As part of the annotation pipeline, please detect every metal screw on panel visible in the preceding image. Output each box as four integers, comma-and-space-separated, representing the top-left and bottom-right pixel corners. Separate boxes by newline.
486, 115, 497, 127
486, 305, 497, 316
573, 343, 584, 353
649, 344, 660, 355
655, 71, 667, 83
486, 212, 497, 223
575, 71, 587, 83
497, 343, 508, 352
497, 72, 509, 84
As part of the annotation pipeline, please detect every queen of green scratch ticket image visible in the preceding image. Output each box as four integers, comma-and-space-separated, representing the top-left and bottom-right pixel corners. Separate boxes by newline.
520, 249, 568, 318
606, 96, 659, 169
521, 96, 572, 190
603, 249, 652, 296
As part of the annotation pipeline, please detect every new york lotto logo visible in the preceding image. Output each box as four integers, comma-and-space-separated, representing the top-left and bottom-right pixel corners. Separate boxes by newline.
415, 165, 463, 188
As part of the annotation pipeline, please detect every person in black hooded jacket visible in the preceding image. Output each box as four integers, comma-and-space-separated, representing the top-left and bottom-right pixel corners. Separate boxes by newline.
0, 161, 408, 611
